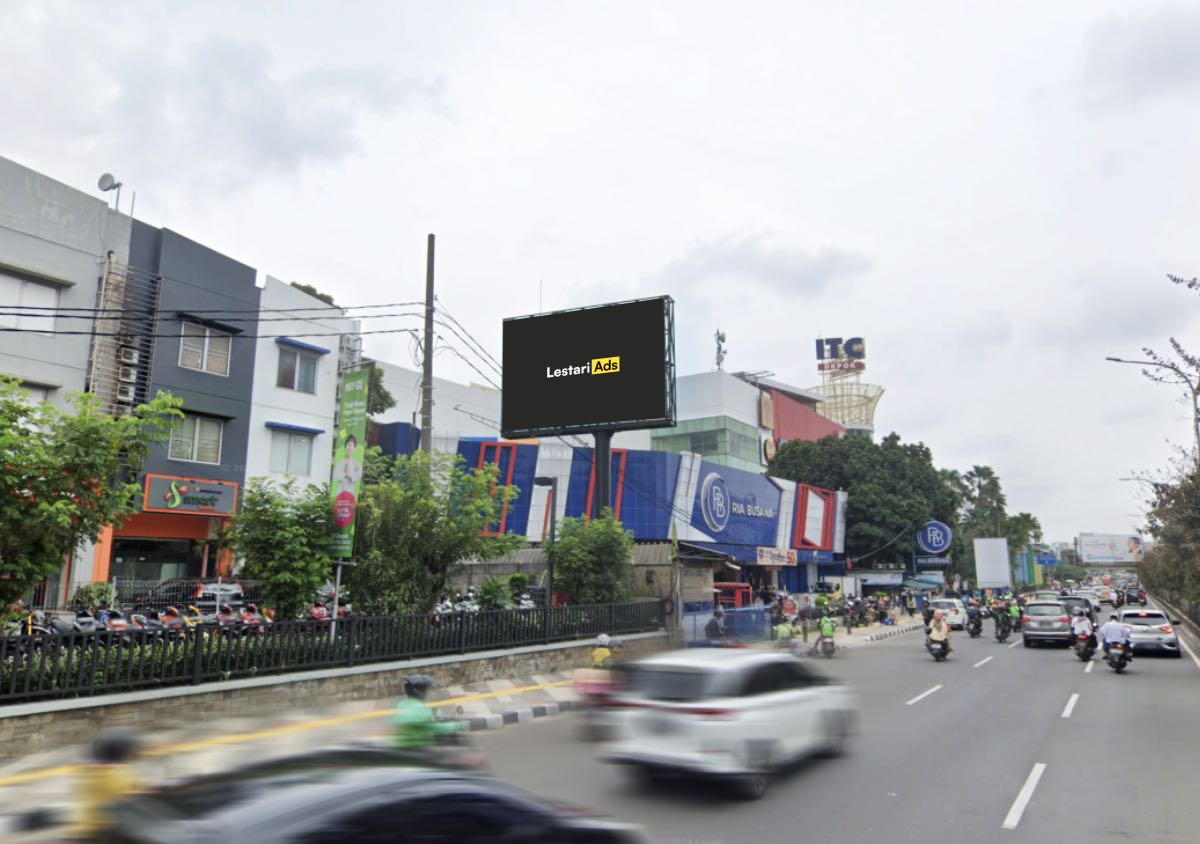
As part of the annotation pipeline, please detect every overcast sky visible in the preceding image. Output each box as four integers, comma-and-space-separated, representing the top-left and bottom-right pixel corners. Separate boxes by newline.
5, 0, 1200, 541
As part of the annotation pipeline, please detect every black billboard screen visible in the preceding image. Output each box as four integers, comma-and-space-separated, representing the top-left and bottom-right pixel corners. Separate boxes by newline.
501, 296, 676, 438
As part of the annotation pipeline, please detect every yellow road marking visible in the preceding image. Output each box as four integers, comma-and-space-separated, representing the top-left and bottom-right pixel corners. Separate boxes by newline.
0, 679, 574, 787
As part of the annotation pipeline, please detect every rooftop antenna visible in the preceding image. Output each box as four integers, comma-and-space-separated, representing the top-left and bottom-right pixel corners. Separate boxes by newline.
97, 173, 123, 212
714, 329, 727, 371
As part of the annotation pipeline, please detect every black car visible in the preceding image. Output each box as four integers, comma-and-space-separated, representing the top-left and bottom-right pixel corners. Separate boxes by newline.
108, 749, 647, 844
1058, 596, 1096, 625
1124, 588, 1146, 606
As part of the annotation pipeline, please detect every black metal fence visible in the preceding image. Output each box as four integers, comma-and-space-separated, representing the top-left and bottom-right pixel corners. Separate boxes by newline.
0, 601, 662, 705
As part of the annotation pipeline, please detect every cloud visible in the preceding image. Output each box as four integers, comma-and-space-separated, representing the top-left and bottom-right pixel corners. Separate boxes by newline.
1083, 5, 1200, 106
108, 37, 447, 186
659, 230, 870, 295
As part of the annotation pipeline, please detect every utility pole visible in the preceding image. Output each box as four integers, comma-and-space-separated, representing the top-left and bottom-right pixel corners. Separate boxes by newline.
421, 234, 435, 455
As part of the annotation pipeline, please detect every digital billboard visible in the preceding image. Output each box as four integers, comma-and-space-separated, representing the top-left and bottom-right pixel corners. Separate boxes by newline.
501, 296, 676, 438
1078, 533, 1143, 565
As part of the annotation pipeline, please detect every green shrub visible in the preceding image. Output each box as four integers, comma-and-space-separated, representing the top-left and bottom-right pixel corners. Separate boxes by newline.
70, 582, 115, 613
476, 576, 510, 611
507, 572, 531, 600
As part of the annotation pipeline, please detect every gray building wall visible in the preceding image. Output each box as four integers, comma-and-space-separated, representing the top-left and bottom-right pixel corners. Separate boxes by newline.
132, 222, 260, 485
0, 156, 132, 408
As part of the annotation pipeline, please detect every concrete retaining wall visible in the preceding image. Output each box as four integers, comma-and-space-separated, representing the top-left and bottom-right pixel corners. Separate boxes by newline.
0, 631, 669, 755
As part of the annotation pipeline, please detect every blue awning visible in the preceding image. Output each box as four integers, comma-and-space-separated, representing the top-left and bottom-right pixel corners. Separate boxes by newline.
275, 337, 332, 355
266, 421, 326, 435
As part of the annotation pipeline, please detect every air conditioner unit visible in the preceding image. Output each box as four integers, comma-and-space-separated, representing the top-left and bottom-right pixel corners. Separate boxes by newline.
116, 384, 136, 403
119, 348, 140, 365
118, 366, 139, 384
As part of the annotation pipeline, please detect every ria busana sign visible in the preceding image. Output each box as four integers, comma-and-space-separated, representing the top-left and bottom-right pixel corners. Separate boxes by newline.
501, 297, 676, 438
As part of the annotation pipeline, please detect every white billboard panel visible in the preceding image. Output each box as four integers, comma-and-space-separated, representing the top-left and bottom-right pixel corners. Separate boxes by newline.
974, 538, 1011, 588
1077, 533, 1143, 565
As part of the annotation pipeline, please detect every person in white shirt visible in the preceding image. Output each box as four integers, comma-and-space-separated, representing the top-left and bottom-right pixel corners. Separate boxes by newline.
1097, 613, 1132, 660
1070, 608, 1095, 648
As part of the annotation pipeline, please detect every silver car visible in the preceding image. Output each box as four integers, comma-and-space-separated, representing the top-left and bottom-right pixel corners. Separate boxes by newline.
1118, 609, 1182, 658
1022, 601, 1072, 647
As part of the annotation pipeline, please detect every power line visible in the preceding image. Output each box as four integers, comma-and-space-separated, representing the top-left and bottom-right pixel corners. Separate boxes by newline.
434, 335, 501, 390
0, 326, 430, 341
0, 309, 424, 325
434, 297, 502, 370
0, 301, 424, 317
433, 318, 501, 375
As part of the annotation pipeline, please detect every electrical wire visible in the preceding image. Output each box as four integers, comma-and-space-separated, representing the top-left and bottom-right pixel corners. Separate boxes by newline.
0, 309, 425, 324
0, 326, 430, 340
434, 296, 502, 370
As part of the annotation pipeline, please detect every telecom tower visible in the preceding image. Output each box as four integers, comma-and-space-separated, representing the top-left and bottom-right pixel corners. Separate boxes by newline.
808, 337, 883, 438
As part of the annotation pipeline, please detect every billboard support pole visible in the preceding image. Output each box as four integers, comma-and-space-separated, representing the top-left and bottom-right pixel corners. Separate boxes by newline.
594, 430, 613, 518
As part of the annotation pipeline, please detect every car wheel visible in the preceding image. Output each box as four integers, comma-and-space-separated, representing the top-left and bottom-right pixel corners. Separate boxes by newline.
1171, 649, 1183, 659
736, 772, 769, 800
1023, 638, 1031, 648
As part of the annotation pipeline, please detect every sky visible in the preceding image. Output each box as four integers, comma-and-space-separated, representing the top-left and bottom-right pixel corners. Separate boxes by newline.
4, 0, 1200, 541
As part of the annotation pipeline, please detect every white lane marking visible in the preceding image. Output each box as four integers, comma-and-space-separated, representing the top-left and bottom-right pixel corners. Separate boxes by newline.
1179, 637, 1200, 674
1002, 762, 1047, 830
1085, 660, 1094, 674
905, 684, 943, 706
973, 656, 993, 668
1008, 640, 1021, 648
1061, 693, 1079, 719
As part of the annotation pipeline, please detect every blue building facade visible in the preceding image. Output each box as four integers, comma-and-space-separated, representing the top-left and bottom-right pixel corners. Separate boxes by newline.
375, 425, 847, 593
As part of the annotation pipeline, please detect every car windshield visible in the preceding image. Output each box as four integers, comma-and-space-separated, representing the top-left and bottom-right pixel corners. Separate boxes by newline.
931, 601, 957, 610
628, 668, 714, 702
1026, 605, 1063, 616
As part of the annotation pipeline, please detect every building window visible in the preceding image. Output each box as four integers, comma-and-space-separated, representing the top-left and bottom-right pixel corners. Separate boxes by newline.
0, 272, 59, 333
276, 348, 317, 394
269, 429, 314, 476
178, 321, 231, 376
168, 414, 223, 464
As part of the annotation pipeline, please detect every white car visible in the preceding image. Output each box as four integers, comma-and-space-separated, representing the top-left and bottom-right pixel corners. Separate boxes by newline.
602, 649, 858, 799
929, 598, 967, 629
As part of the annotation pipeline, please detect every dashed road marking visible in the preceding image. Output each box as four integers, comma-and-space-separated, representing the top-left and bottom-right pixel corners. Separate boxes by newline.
905, 684, 943, 706
1002, 762, 1047, 830
1061, 692, 1079, 719
973, 656, 993, 668
1085, 660, 1094, 674
1008, 640, 1021, 649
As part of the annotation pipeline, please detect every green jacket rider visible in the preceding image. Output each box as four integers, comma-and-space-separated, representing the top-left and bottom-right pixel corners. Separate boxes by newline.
394, 674, 460, 750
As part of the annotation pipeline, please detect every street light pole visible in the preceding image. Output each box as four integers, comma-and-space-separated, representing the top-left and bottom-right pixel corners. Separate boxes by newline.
534, 476, 557, 644
1105, 356, 1200, 462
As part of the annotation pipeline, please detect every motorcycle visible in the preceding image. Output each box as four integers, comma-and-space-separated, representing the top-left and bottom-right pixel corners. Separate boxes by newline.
1105, 641, 1129, 673
925, 636, 950, 662
994, 617, 1011, 643
967, 616, 983, 638
819, 636, 836, 658
1074, 633, 1096, 662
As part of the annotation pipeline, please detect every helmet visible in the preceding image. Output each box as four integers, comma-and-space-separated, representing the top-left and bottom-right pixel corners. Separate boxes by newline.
92, 728, 140, 763
163, 605, 179, 616
596, 634, 611, 647
1074, 608, 1085, 616
1110, 612, 1119, 620
403, 674, 435, 700
244, 604, 258, 614
219, 604, 233, 614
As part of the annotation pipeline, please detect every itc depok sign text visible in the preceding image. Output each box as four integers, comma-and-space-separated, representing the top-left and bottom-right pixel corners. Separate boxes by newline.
815, 337, 866, 372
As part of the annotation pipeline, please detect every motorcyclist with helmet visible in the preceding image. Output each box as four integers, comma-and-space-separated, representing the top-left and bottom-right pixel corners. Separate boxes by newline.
809, 609, 837, 655
1070, 607, 1096, 649
592, 634, 616, 668
393, 674, 461, 751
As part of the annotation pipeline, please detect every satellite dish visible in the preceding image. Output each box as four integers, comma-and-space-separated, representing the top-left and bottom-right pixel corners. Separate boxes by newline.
98, 173, 118, 191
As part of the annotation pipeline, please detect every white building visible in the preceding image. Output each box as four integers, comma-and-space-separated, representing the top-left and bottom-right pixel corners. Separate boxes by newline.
245, 277, 360, 487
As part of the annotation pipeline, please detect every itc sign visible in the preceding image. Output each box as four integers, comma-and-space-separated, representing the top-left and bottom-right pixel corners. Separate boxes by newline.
815, 337, 866, 372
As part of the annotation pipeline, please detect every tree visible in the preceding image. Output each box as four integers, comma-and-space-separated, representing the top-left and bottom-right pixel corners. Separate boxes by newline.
1140, 464, 1200, 609
289, 281, 336, 306
0, 380, 181, 606
769, 433, 959, 568
364, 360, 396, 416
347, 451, 522, 615
545, 510, 635, 605
232, 479, 335, 620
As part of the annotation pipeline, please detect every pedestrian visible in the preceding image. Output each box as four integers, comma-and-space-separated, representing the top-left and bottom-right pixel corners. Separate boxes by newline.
905, 592, 916, 617
705, 609, 726, 641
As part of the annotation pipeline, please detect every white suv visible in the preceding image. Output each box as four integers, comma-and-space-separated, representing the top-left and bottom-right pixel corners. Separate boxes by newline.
929, 598, 967, 629
602, 649, 858, 799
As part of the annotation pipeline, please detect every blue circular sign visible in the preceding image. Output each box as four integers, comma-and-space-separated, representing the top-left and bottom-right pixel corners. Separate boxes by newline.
700, 472, 731, 533
917, 521, 953, 555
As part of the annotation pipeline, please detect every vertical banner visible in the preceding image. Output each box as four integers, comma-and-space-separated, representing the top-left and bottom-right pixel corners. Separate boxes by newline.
330, 369, 370, 558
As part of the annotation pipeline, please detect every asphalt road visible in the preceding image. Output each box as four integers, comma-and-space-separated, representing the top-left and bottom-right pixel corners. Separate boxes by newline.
477, 608, 1200, 844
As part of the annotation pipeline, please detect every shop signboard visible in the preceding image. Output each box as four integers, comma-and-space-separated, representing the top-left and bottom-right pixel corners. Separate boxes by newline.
916, 556, 951, 568
330, 369, 370, 558
690, 462, 782, 547
143, 474, 238, 516
754, 547, 797, 566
